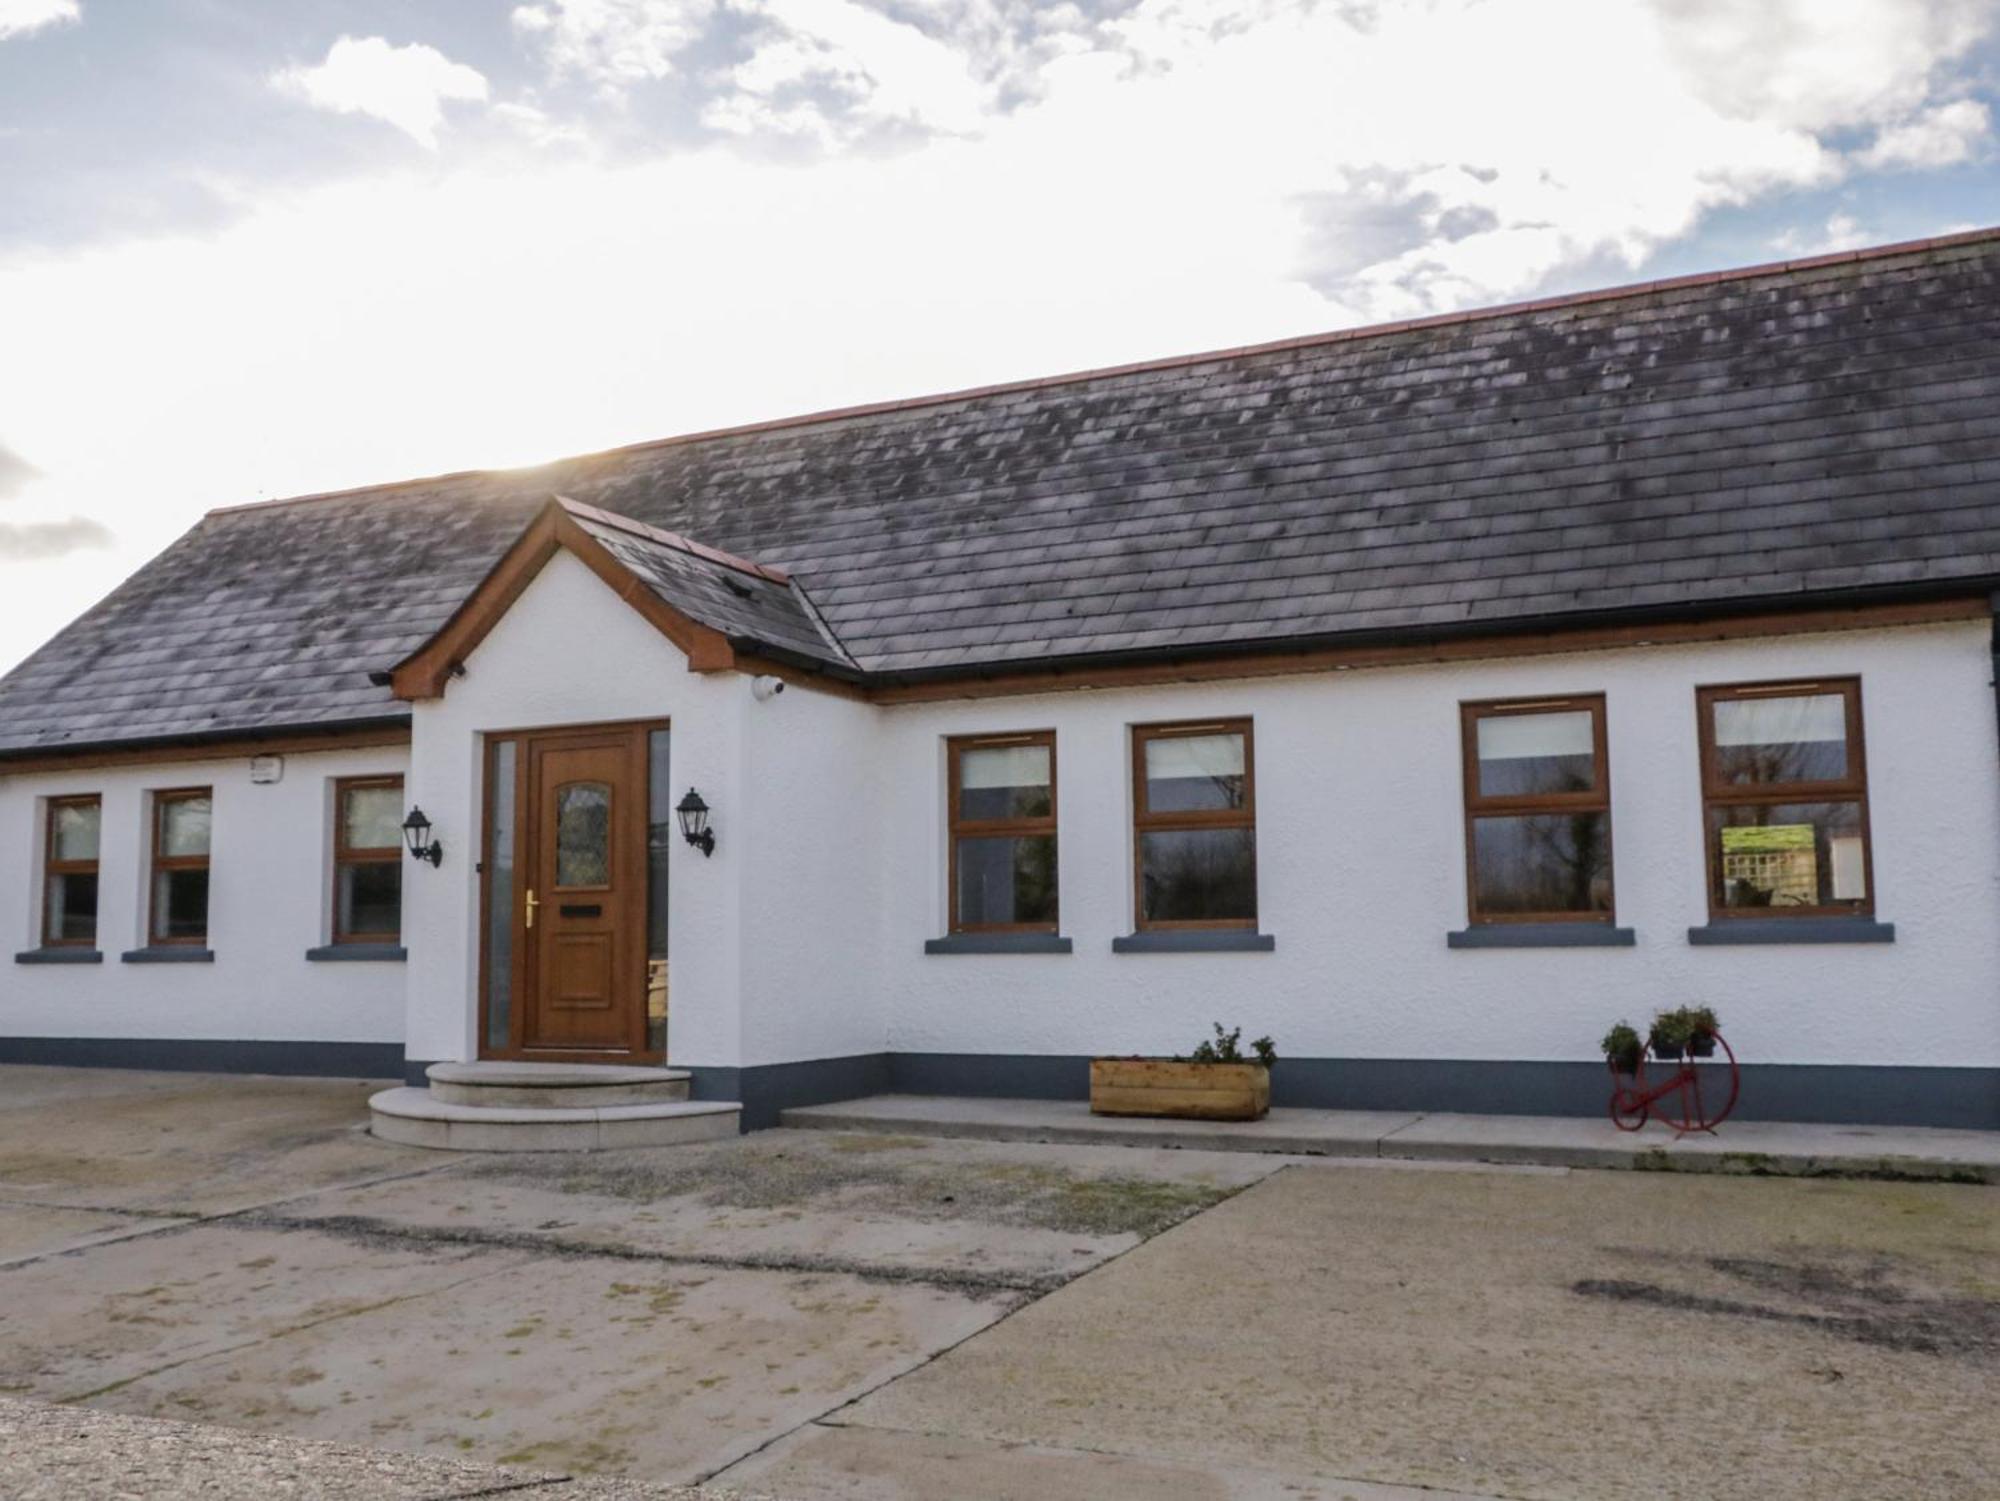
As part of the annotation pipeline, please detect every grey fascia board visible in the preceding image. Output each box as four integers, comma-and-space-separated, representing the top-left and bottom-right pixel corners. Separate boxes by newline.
305, 943, 408, 962
1448, 925, 1636, 948
120, 947, 216, 963
925, 933, 1073, 955
1688, 918, 1896, 945
14, 947, 104, 964
1112, 931, 1276, 953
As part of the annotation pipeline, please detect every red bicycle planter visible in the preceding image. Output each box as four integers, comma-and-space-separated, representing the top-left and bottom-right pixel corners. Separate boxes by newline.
1608, 1031, 1739, 1136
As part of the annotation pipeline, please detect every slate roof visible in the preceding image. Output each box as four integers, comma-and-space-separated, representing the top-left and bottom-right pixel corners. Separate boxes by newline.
556, 500, 855, 671
4, 229, 2000, 757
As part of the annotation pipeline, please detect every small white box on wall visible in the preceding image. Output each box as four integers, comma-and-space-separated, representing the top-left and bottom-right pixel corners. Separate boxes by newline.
249, 755, 284, 785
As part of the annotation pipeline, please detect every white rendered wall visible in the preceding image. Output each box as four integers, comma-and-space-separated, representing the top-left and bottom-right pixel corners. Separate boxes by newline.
0, 746, 409, 1044
873, 620, 2000, 1073
401, 549, 887, 1072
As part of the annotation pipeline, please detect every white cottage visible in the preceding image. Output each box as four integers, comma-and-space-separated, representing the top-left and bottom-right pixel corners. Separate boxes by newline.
4, 230, 1998, 1141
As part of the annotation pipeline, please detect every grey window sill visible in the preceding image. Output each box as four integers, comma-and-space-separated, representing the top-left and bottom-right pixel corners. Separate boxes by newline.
15, 947, 104, 964
1688, 918, 1895, 945
925, 933, 1072, 955
306, 943, 408, 962
1448, 924, 1635, 949
121, 947, 215, 963
1113, 931, 1276, 953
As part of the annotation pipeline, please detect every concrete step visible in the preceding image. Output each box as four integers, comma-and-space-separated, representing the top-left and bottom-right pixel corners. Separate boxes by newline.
369, 1087, 739, 1152
425, 1060, 692, 1109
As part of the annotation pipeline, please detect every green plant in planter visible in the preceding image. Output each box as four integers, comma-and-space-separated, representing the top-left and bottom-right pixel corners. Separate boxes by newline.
1649, 1009, 1694, 1061
1601, 1022, 1643, 1076
1182, 1023, 1278, 1067
1680, 1005, 1720, 1057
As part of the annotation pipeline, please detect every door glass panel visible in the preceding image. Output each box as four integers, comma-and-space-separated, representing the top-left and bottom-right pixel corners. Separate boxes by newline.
342, 784, 404, 849
158, 795, 211, 856
555, 782, 611, 888
52, 801, 100, 861
647, 729, 671, 1057
1475, 710, 1596, 797
485, 740, 517, 1052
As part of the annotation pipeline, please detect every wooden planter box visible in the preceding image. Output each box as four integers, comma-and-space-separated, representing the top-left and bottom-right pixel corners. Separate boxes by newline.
1089, 1059, 1271, 1121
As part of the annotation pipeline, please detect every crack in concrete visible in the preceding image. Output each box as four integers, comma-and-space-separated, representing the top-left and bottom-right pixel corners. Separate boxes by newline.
227, 1210, 1064, 1296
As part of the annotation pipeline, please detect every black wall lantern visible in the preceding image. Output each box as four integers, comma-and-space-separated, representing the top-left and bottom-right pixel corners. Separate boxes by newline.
401, 806, 444, 867
675, 787, 716, 858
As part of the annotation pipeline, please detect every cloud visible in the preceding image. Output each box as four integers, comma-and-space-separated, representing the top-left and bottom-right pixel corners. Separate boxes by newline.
0, 443, 38, 501
0, 517, 111, 561
511, 0, 717, 84
1858, 99, 1990, 170
1770, 212, 1875, 257
0, 0, 77, 42
272, 36, 490, 149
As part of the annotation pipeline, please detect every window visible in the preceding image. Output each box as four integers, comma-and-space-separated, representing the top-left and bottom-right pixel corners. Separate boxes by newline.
948, 732, 1057, 932
1460, 696, 1613, 923
1698, 679, 1872, 917
1132, 719, 1256, 929
43, 795, 100, 948
333, 777, 403, 944
150, 789, 212, 946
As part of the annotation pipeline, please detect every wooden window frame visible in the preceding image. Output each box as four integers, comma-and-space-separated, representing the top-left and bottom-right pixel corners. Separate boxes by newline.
946, 730, 1058, 934
1696, 677, 1874, 921
149, 787, 212, 947
1459, 695, 1614, 926
332, 775, 404, 945
1131, 717, 1258, 932
42, 793, 101, 949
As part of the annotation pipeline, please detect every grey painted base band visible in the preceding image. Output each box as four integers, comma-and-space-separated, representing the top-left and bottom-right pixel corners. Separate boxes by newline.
1687, 918, 1896, 944
1448, 925, 1636, 948
884, 1052, 1997, 1131
0, 1036, 403, 1079
687, 1054, 893, 1132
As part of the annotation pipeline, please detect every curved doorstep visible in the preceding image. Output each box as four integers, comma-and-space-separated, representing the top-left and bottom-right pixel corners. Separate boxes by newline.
368, 1086, 738, 1152
424, 1060, 694, 1109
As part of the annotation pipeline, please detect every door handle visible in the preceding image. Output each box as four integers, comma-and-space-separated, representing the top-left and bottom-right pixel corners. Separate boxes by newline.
525, 889, 539, 929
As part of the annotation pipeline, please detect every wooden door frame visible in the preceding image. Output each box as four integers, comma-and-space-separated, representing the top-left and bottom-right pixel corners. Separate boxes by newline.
477, 716, 669, 1064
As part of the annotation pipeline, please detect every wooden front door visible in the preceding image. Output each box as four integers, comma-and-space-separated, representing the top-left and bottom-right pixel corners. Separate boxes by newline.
519, 724, 648, 1056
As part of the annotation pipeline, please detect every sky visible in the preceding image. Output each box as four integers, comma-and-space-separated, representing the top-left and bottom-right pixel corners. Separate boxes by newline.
1, 1, 1997, 675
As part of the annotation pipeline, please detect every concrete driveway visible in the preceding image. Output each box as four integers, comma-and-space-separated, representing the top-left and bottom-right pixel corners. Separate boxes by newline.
1, 1066, 1994, 1501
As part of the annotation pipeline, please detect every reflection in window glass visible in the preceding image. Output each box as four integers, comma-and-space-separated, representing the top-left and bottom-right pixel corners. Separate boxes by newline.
1143, 733, 1247, 812
159, 796, 211, 857
959, 744, 1052, 820
485, 741, 516, 1052
49, 872, 98, 942
1711, 801, 1867, 909
555, 782, 611, 887
956, 834, 1057, 926
1712, 693, 1848, 785
1472, 813, 1611, 914
52, 801, 100, 862
154, 868, 209, 939
338, 862, 402, 937
1139, 828, 1257, 923
1475, 710, 1597, 797
341, 784, 404, 849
